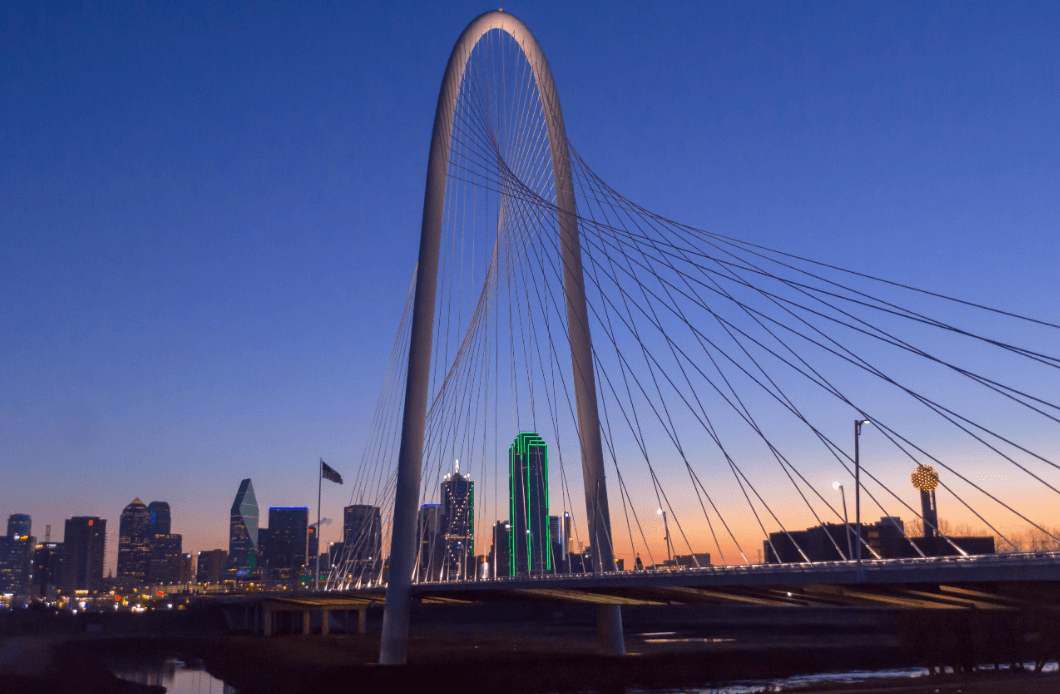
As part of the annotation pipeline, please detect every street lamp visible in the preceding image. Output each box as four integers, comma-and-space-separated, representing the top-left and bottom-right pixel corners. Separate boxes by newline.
854, 419, 871, 567
657, 509, 672, 566
832, 481, 853, 561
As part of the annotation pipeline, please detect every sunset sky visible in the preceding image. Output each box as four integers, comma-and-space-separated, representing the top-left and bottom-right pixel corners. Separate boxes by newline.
3, 1, 1059, 572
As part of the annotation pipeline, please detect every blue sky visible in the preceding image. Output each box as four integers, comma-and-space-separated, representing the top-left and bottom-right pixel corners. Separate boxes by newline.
2, 1, 1058, 567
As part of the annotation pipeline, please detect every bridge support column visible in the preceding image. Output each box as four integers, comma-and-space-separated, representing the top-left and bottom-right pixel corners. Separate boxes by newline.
263, 605, 273, 637
597, 605, 625, 656
321, 609, 330, 636
302, 610, 311, 636
358, 607, 367, 634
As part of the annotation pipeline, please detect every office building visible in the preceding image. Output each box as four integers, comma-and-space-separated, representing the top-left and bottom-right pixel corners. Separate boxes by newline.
146, 501, 171, 537
61, 517, 106, 593
549, 514, 571, 573
147, 534, 183, 584
0, 514, 35, 595
7, 514, 32, 538
116, 498, 151, 583
441, 462, 474, 580
267, 507, 308, 586
196, 549, 228, 584
32, 541, 63, 597
508, 432, 550, 575
490, 520, 511, 579
417, 504, 444, 581
227, 479, 259, 574
341, 505, 381, 583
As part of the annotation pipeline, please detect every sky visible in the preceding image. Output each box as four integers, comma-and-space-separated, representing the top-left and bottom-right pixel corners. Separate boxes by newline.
2, 1, 1059, 570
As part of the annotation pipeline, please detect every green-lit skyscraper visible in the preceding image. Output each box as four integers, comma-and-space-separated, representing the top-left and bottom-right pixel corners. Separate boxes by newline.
508, 432, 550, 575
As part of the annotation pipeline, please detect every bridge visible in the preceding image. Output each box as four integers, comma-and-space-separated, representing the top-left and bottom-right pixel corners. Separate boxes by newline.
310, 10, 1060, 664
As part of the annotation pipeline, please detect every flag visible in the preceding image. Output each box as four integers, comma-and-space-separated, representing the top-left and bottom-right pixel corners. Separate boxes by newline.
321, 459, 343, 484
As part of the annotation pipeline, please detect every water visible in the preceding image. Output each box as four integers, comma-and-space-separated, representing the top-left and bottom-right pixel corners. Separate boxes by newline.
111, 656, 238, 694
628, 661, 1058, 693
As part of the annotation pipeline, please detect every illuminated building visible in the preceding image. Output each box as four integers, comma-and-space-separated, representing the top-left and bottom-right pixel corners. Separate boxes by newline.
549, 514, 570, 573
267, 507, 308, 587
32, 541, 63, 597
227, 479, 259, 575
508, 432, 550, 575
441, 462, 474, 580
7, 514, 31, 538
147, 534, 183, 584
117, 498, 151, 584
417, 504, 444, 581
196, 549, 227, 584
0, 513, 34, 595
61, 516, 106, 593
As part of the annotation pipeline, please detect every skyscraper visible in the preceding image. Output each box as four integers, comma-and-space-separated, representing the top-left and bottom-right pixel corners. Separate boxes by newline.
195, 549, 227, 584
417, 504, 444, 582
7, 514, 32, 538
266, 507, 308, 587
147, 534, 183, 584
549, 513, 571, 573
441, 462, 474, 580
117, 498, 151, 584
341, 505, 381, 582
61, 517, 106, 593
508, 432, 550, 575
227, 479, 259, 574
0, 513, 34, 595
146, 501, 171, 537
32, 541, 63, 598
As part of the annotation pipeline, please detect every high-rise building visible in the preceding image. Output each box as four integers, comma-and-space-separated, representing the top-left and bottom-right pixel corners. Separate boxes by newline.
0, 514, 34, 595
195, 549, 228, 584
490, 520, 511, 579
61, 517, 106, 593
508, 432, 550, 575
307, 526, 319, 562
7, 514, 32, 538
227, 479, 259, 575
549, 513, 571, 573
146, 501, 171, 537
417, 504, 444, 581
441, 462, 474, 580
342, 505, 381, 564
147, 534, 183, 584
117, 498, 151, 584
266, 507, 308, 587
32, 541, 63, 598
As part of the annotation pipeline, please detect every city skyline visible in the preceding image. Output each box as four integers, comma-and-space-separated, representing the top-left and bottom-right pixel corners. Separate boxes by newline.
3, 2, 1059, 570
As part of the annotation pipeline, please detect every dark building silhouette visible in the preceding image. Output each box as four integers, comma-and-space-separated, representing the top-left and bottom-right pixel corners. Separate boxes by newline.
32, 541, 63, 597
341, 505, 382, 583
267, 507, 308, 587
508, 432, 550, 575
147, 534, 183, 584
227, 479, 259, 575
490, 521, 511, 579
7, 514, 31, 538
549, 513, 571, 573
307, 527, 319, 564
441, 464, 474, 580
146, 501, 171, 536
196, 549, 227, 584
0, 514, 35, 595
117, 498, 151, 583
417, 504, 444, 581
61, 517, 106, 593
764, 517, 996, 563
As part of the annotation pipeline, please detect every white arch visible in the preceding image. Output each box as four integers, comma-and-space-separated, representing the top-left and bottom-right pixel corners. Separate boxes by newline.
379, 10, 623, 663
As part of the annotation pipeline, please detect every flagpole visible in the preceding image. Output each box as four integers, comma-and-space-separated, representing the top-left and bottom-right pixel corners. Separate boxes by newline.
316, 457, 322, 592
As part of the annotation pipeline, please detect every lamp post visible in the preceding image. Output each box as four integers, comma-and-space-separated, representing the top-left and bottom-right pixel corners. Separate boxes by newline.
854, 419, 871, 567
832, 481, 853, 561
657, 509, 672, 567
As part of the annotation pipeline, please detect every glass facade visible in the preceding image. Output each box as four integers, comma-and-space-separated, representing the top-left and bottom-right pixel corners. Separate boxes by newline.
508, 432, 550, 575
227, 479, 259, 574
